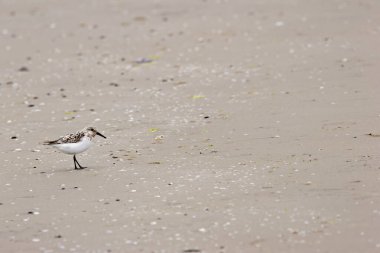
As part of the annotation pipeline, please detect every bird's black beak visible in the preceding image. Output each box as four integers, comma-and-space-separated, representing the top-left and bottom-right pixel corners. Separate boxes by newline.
96, 132, 106, 138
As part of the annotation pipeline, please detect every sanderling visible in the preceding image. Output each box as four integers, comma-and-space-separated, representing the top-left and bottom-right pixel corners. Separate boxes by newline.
44, 127, 106, 170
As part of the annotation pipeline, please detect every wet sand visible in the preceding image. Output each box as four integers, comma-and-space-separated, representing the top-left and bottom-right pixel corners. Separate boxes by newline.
1, 0, 380, 252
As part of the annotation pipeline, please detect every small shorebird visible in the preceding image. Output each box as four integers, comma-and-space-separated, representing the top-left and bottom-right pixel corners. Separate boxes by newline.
44, 127, 106, 170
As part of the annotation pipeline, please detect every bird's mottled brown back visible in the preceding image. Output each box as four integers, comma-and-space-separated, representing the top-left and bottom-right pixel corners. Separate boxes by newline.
44, 131, 85, 145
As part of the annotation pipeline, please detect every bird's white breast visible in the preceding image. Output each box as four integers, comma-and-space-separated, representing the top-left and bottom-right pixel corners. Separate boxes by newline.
53, 137, 93, 155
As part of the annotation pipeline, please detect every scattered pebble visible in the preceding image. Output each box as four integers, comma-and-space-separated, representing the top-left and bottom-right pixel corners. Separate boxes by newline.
275, 21, 284, 27
134, 57, 153, 64
198, 228, 207, 233
18, 66, 29, 72
183, 249, 201, 253
109, 82, 119, 87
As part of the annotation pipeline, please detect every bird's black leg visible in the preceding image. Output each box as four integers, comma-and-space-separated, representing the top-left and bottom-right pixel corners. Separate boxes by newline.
74, 155, 86, 170
73, 155, 78, 170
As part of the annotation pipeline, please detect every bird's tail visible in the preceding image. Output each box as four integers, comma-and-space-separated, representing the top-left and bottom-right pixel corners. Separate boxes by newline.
43, 140, 58, 145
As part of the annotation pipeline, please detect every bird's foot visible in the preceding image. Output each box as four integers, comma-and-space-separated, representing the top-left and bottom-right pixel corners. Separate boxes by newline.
74, 166, 87, 170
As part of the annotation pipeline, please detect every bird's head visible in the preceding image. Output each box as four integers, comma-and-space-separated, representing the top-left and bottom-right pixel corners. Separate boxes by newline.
85, 127, 106, 139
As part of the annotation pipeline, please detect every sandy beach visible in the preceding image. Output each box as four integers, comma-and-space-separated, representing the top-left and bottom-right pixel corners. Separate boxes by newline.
1, 0, 380, 252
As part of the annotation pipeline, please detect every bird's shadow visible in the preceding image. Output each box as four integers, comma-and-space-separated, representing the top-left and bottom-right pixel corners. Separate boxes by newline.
37, 165, 109, 174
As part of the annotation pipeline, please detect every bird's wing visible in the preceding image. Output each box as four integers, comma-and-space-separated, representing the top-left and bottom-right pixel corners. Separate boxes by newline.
44, 132, 85, 145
